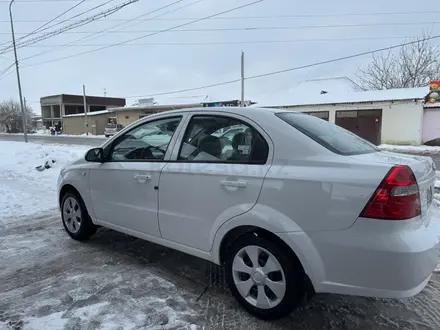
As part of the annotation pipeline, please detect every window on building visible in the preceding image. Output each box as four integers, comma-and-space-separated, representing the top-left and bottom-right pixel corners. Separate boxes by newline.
302, 111, 329, 121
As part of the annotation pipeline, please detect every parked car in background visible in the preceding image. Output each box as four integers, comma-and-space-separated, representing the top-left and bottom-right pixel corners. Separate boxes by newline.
104, 123, 124, 137
58, 107, 438, 320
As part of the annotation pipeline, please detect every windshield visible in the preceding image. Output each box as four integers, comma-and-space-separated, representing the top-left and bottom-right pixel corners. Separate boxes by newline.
276, 112, 379, 156
106, 124, 117, 129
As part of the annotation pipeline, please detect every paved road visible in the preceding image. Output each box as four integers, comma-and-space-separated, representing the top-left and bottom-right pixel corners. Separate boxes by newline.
1, 213, 440, 329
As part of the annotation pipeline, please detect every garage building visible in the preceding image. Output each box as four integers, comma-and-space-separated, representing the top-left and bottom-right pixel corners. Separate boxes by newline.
258, 87, 434, 146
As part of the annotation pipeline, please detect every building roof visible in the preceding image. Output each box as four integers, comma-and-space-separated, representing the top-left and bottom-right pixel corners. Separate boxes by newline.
294, 77, 361, 95
424, 103, 440, 108
63, 110, 110, 118
108, 103, 201, 113
255, 86, 429, 107
41, 94, 126, 107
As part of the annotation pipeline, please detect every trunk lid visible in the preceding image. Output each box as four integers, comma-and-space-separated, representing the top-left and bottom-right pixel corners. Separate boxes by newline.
351, 151, 436, 225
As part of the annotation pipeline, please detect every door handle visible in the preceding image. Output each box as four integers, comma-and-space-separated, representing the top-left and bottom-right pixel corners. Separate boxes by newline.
134, 174, 152, 182
221, 180, 247, 188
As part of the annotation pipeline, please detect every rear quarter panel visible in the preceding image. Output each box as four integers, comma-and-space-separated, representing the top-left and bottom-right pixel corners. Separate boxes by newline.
258, 157, 391, 231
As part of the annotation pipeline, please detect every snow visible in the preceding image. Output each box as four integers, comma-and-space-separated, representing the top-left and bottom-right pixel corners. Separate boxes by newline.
379, 144, 440, 155
63, 109, 110, 118
294, 77, 359, 95
0, 141, 88, 226
4, 131, 106, 138
254, 86, 428, 107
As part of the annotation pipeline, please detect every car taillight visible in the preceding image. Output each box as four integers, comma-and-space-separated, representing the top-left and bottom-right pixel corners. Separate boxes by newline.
360, 165, 421, 220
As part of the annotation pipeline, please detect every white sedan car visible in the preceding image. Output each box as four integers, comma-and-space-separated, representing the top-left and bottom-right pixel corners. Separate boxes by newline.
58, 107, 439, 320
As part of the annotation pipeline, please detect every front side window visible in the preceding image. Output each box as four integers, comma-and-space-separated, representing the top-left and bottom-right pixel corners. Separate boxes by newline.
108, 117, 181, 161
177, 115, 268, 164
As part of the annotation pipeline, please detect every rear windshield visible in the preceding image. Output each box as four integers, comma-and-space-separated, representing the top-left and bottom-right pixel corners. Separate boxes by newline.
106, 124, 117, 128
276, 112, 379, 156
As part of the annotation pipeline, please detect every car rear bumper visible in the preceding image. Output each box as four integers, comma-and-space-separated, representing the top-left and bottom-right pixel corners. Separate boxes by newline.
278, 215, 439, 299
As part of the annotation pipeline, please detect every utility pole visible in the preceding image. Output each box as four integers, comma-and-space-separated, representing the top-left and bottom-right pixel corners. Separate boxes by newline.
9, 0, 28, 142
83, 85, 88, 136
241, 51, 245, 107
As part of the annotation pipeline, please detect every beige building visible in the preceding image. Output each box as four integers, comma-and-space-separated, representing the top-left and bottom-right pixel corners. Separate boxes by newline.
63, 110, 112, 135
108, 103, 200, 127
40, 94, 126, 129
62, 103, 200, 135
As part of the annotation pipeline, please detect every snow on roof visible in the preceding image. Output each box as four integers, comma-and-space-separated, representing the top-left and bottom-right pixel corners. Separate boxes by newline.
63, 109, 110, 118
154, 95, 215, 105
424, 102, 440, 108
294, 77, 360, 95
255, 86, 429, 107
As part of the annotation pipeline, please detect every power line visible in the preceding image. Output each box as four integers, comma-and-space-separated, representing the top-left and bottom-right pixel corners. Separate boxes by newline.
19, 0, 204, 62
13, 36, 438, 48
0, 0, 117, 48
55, 0, 194, 49
0, 0, 137, 53
14, 0, 87, 43
2, 10, 440, 20
5, 21, 440, 35
0, 63, 15, 80
122, 34, 440, 98
0, 0, 81, 2
28, 0, 117, 36
20, 0, 264, 68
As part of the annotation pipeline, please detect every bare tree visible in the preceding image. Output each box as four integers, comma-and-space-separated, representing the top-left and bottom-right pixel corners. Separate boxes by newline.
356, 33, 440, 90
0, 99, 34, 133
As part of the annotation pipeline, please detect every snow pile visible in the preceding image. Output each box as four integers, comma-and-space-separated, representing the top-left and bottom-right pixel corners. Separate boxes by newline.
3, 132, 106, 138
0, 141, 88, 225
379, 144, 440, 155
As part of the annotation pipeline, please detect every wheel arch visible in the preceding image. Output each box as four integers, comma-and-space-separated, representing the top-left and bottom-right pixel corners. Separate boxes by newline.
211, 204, 327, 293
217, 225, 315, 298
59, 184, 81, 208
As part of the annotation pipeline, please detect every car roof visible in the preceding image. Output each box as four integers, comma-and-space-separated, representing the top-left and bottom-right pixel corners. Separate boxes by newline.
146, 106, 298, 118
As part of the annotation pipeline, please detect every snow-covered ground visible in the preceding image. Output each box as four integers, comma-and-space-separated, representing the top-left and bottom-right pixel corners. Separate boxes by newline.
379, 144, 440, 155
0, 142, 89, 226
0, 141, 202, 330
1, 131, 106, 138
34, 130, 106, 138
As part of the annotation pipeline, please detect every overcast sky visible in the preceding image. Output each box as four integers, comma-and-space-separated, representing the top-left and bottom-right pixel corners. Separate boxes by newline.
0, 0, 437, 113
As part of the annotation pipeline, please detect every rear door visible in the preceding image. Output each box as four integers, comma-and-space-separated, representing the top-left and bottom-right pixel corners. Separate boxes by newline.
158, 113, 272, 251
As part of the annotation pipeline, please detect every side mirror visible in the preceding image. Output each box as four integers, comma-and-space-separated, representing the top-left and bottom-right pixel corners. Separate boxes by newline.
85, 147, 104, 163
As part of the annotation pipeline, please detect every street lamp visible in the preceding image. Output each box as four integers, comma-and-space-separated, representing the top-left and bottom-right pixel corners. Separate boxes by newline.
9, 0, 28, 142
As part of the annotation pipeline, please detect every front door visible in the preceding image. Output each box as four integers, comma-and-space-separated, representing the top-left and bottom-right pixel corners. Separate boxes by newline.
158, 114, 271, 251
89, 116, 183, 236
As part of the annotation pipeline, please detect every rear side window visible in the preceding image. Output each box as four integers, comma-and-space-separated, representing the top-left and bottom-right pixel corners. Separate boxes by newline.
276, 112, 379, 155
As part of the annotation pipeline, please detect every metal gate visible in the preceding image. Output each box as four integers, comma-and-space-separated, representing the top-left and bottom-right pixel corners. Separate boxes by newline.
335, 109, 382, 145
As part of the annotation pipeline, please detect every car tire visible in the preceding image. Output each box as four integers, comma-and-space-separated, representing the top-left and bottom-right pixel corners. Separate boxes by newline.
225, 234, 305, 320
105, 135, 109, 138
61, 191, 97, 241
